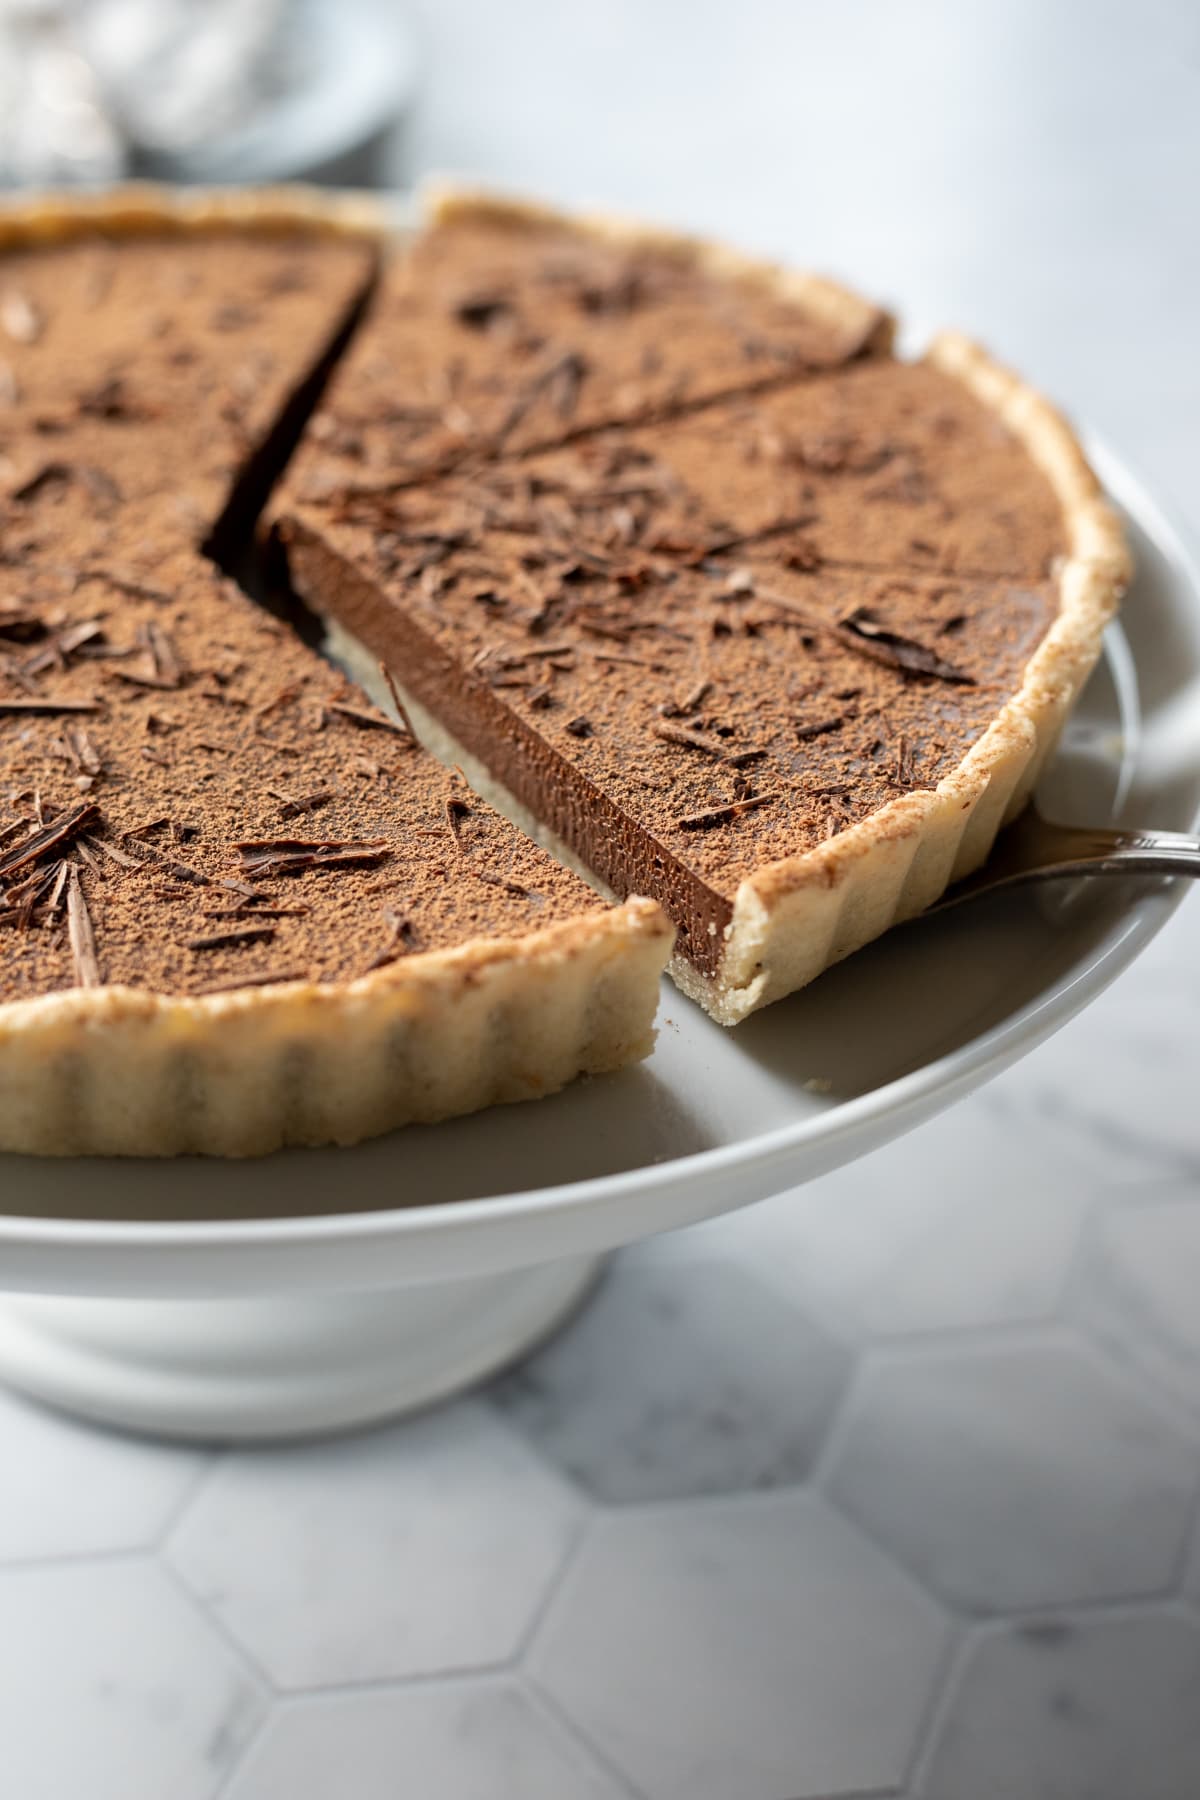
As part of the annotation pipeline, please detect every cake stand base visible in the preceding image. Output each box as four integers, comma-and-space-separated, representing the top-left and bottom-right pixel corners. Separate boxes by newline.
0, 1256, 603, 1442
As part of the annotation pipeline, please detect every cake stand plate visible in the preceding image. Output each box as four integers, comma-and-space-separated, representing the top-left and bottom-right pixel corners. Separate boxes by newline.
0, 449, 1195, 1441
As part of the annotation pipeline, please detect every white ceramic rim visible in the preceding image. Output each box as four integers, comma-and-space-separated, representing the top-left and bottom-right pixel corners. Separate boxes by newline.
0, 443, 1194, 1267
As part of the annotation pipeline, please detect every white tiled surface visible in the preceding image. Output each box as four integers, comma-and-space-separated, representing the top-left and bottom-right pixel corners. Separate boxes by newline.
167, 1404, 581, 1690
530, 1496, 951, 1800
3, 4, 1200, 1797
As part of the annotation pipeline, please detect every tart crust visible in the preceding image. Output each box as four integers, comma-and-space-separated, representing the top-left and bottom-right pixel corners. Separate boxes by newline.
0, 899, 670, 1158
685, 335, 1131, 1022
0, 185, 673, 1158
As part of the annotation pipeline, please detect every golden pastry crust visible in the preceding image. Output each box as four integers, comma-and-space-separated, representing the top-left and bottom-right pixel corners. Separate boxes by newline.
0, 898, 671, 1157
685, 336, 1129, 1023
0, 180, 394, 252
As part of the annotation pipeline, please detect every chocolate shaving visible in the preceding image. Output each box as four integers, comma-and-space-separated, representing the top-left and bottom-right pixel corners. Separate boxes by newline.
365, 907, 415, 969
12, 462, 120, 510
444, 797, 470, 846
660, 679, 713, 719
87, 835, 140, 871
0, 802, 99, 877
47, 859, 70, 912
677, 792, 779, 830
894, 735, 917, 786
121, 831, 254, 900
464, 866, 532, 898
653, 723, 765, 767
593, 651, 665, 671
494, 351, 589, 445
0, 607, 47, 643
379, 664, 417, 744
653, 723, 730, 760
270, 788, 334, 819
236, 839, 390, 878
24, 619, 106, 674
324, 700, 413, 735
453, 292, 514, 330
837, 608, 975, 683
187, 924, 277, 953
77, 567, 173, 606
256, 680, 304, 722
66, 865, 101, 987
565, 716, 594, 739
796, 714, 846, 742
112, 622, 187, 690
203, 904, 309, 920
74, 837, 105, 879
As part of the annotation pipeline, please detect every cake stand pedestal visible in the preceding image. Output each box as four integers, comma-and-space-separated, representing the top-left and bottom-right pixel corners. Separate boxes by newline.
0, 1259, 603, 1440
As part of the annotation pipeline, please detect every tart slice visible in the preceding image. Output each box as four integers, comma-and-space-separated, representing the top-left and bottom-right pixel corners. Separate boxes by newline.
0, 541, 669, 1155
281, 343, 1128, 1023
282, 186, 892, 501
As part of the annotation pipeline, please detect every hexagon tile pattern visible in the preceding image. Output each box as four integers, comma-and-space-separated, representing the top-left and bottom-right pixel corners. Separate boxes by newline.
730, 1096, 1090, 1339
919, 1613, 1200, 1800
224, 1679, 623, 1800
0, 1559, 264, 1800
530, 1493, 951, 1800
166, 1400, 580, 1689
490, 1259, 851, 1502
825, 1334, 1199, 1612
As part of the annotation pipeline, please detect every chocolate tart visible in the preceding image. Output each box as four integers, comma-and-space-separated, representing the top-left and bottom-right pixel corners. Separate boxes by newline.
279, 197, 1128, 1024
0, 190, 671, 1157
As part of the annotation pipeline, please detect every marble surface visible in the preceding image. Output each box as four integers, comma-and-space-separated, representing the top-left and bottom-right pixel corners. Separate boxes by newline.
3, 3, 1200, 1796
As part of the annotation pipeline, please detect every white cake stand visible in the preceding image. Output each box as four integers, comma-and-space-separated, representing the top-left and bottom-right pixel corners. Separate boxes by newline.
0, 450, 1195, 1441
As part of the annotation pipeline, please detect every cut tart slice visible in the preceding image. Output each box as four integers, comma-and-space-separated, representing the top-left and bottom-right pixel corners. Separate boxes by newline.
0, 541, 669, 1155
282, 186, 892, 502
280, 341, 1128, 1024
